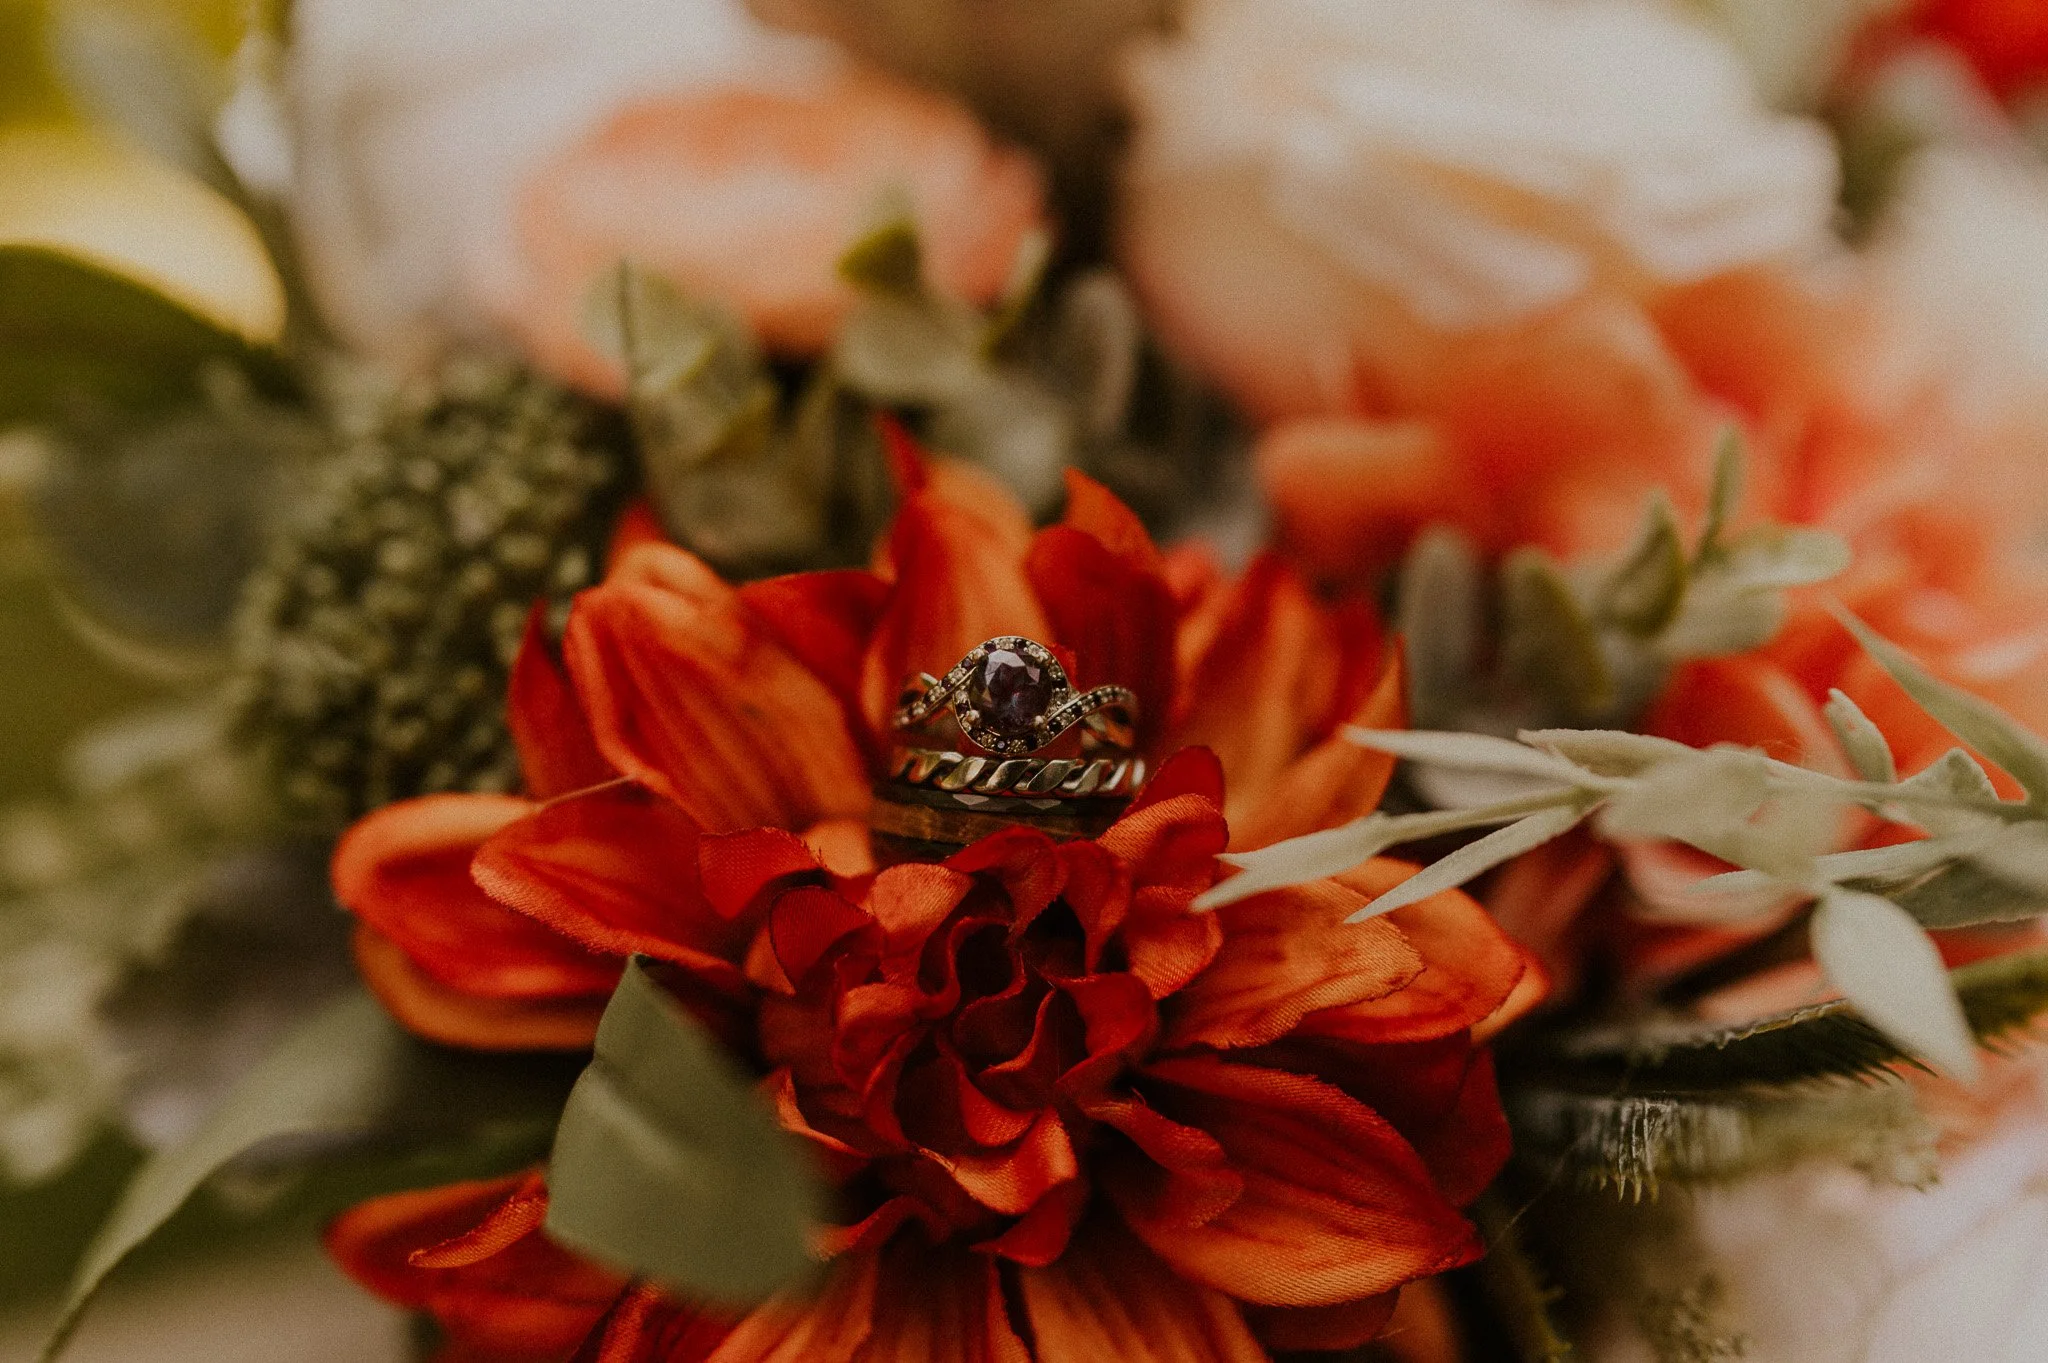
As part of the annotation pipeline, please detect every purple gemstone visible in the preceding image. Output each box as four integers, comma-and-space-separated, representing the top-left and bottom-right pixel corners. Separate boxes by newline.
966, 648, 1053, 742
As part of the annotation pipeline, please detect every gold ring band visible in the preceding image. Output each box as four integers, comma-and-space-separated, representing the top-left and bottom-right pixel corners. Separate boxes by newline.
887, 746, 1147, 799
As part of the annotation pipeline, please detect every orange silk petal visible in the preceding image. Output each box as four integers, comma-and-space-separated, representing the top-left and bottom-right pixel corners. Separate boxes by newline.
353, 926, 609, 1052
1123, 1056, 1481, 1308
326, 1173, 623, 1359
472, 783, 750, 990
1167, 556, 1347, 831
1241, 1292, 1398, 1353
703, 1250, 882, 1363
1020, 1220, 1270, 1362
1164, 879, 1424, 1051
508, 604, 614, 800
332, 794, 621, 999
1644, 655, 1846, 772
1229, 649, 1402, 852
864, 489, 1051, 730
565, 543, 870, 832
1299, 863, 1532, 1045
850, 1240, 1031, 1363
1027, 523, 1179, 748
1258, 418, 1465, 581
1060, 469, 1164, 572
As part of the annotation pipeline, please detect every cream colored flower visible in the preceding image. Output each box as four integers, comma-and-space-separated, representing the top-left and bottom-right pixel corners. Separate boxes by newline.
1117, 0, 1841, 417
1585, 1061, 2048, 1363
284, 0, 837, 362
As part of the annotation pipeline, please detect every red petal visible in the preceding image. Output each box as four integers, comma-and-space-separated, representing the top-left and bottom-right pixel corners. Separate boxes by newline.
698, 1247, 881, 1362
1121, 1056, 1481, 1307
853, 1239, 1031, 1363
739, 568, 892, 751
864, 488, 1049, 730
472, 784, 747, 990
868, 862, 976, 953
1060, 469, 1163, 570
947, 826, 1067, 933
699, 828, 824, 920
605, 500, 667, 571
1241, 1293, 1398, 1353
1165, 880, 1424, 1050
1229, 648, 1402, 852
333, 794, 621, 998
1020, 1220, 1269, 1362
1297, 862, 1532, 1045
565, 543, 869, 832
569, 1283, 734, 1363
1132, 747, 1227, 815
770, 885, 877, 988
932, 1108, 1080, 1215
352, 926, 609, 1052
1027, 523, 1178, 747
976, 1178, 1089, 1267
508, 604, 614, 800
325, 1174, 622, 1359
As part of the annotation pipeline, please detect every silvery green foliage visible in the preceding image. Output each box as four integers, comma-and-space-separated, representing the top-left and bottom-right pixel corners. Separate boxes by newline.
231, 356, 630, 827
1400, 437, 1849, 744
0, 705, 261, 1182
1200, 614, 2048, 1080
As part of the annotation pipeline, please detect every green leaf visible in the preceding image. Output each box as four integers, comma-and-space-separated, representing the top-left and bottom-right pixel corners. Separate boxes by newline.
1195, 799, 1568, 911
1502, 546, 1612, 717
837, 216, 924, 297
1472, 1197, 1579, 1362
1837, 609, 2048, 805
1396, 526, 1483, 728
1810, 888, 1980, 1080
545, 958, 829, 1307
0, 245, 288, 427
1824, 688, 1896, 784
1521, 729, 1695, 778
1346, 728, 1592, 784
1718, 525, 1852, 591
1346, 804, 1590, 922
43, 990, 573, 1361
1885, 857, 2048, 929
1694, 429, 1744, 563
1600, 494, 1688, 636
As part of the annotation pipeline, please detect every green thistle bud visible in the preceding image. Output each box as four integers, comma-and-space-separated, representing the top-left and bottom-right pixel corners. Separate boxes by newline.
231, 358, 632, 828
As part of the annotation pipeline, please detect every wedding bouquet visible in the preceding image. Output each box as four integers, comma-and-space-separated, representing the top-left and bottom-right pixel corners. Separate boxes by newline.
5, 1, 2048, 1360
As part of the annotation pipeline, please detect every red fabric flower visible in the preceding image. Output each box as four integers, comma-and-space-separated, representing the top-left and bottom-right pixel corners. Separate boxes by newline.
326, 468, 1532, 1360
1910, 0, 2048, 99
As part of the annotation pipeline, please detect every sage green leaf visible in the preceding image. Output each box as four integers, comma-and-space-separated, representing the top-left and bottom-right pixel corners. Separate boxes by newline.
1969, 822, 2048, 890
1837, 610, 2048, 805
1346, 728, 1592, 784
1718, 525, 1852, 590
980, 228, 1052, 357
1886, 858, 2048, 929
0, 244, 288, 426
1396, 527, 1482, 728
1600, 494, 1688, 636
1694, 428, 1744, 563
1521, 729, 1695, 778
1810, 889, 1980, 1081
1824, 688, 1896, 784
1900, 746, 2002, 806
1696, 837, 1959, 899
837, 215, 924, 297
833, 295, 984, 405
43, 989, 573, 1361
546, 958, 828, 1306
1502, 546, 1612, 716
1472, 1197, 1579, 1362
1042, 269, 1139, 442
1195, 799, 1570, 911
1345, 804, 1590, 922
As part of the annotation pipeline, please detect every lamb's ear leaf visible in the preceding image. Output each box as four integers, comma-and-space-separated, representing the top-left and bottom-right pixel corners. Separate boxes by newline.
1528, 945, 2048, 1093
1810, 889, 1979, 1081
545, 958, 829, 1307
1824, 688, 1896, 784
1501, 547, 1611, 717
1837, 609, 2048, 804
43, 990, 575, 1361
1694, 427, 1744, 563
1345, 805, 1589, 922
1397, 526, 1483, 728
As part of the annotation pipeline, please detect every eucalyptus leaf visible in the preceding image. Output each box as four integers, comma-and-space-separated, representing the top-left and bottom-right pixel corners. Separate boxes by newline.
1345, 804, 1590, 922
545, 958, 829, 1307
1694, 429, 1744, 563
1195, 799, 1570, 911
1810, 889, 1979, 1081
43, 990, 574, 1360
1824, 688, 1896, 784
837, 216, 924, 297
1347, 727, 1593, 784
1397, 527, 1482, 729
1837, 610, 2048, 805
1502, 547, 1612, 716
0, 245, 288, 427
1600, 494, 1687, 636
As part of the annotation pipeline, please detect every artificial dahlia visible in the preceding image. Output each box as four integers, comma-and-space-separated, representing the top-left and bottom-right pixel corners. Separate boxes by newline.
322, 463, 1532, 1359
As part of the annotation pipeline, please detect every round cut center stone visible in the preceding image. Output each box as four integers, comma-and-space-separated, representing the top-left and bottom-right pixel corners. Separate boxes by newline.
967, 648, 1053, 741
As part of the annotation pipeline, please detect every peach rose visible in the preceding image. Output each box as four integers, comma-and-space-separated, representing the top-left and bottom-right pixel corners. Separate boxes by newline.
1116, 0, 1839, 419
499, 68, 1047, 391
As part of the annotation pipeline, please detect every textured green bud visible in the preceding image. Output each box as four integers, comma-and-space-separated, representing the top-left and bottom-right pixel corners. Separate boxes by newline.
231, 358, 632, 828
